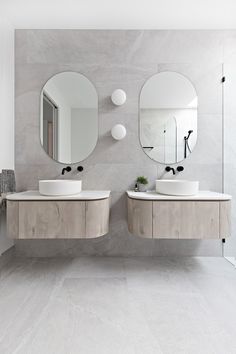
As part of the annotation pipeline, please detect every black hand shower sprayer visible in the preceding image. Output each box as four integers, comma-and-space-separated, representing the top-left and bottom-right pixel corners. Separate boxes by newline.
184, 130, 193, 159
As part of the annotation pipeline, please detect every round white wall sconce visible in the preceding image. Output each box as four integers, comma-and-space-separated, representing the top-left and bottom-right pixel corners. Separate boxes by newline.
111, 124, 127, 140
111, 89, 126, 106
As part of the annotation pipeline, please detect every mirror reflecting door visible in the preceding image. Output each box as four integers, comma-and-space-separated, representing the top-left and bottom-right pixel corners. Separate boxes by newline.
42, 93, 58, 160
40, 71, 98, 164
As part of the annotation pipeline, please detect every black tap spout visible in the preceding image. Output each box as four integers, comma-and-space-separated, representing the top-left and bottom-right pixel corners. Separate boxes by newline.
165, 166, 176, 175
61, 166, 72, 175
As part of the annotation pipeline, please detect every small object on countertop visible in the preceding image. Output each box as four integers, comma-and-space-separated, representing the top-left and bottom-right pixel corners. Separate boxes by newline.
136, 176, 148, 192
134, 183, 139, 192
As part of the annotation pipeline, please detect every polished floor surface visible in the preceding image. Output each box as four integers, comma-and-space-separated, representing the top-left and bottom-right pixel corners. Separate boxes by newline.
0, 256, 236, 354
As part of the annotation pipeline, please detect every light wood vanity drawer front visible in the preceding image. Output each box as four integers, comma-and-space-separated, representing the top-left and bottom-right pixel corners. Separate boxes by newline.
152, 201, 181, 239
7, 201, 19, 239
127, 198, 152, 238
85, 198, 110, 238
153, 201, 220, 239
7, 198, 110, 239
18, 201, 86, 239
220, 200, 231, 238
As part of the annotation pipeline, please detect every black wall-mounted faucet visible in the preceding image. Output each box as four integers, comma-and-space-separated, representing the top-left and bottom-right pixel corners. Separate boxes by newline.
165, 166, 175, 175
61, 166, 72, 175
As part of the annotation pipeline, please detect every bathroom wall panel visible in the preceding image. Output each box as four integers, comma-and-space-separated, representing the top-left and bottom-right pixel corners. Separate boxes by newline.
14, 30, 236, 256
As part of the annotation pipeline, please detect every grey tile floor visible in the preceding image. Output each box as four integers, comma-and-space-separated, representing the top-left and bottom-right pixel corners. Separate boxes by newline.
0, 256, 236, 354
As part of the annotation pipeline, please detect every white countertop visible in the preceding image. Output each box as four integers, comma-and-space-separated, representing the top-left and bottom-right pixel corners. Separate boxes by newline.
6, 190, 111, 201
127, 190, 232, 201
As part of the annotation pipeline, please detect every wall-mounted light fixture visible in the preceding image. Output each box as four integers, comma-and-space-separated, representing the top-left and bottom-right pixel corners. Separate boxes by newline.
111, 89, 126, 106
111, 124, 126, 140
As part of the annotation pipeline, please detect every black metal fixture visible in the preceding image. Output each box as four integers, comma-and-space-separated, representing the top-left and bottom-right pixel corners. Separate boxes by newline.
77, 166, 84, 172
184, 130, 193, 159
61, 166, 72, 175
165, 166, 175, 175
176, 166, 184, 172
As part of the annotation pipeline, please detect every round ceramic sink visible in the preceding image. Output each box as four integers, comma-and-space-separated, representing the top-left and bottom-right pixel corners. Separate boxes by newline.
156, 180, 199, 196
39, 180, 82, 196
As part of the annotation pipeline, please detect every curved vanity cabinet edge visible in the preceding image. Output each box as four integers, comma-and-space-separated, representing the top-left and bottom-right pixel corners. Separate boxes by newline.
127, 196, 152, 238
6, 191, 110, 239
126, 191, 231, 240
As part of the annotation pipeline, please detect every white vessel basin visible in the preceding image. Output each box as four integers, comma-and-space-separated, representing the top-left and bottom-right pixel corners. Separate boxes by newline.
156, 179, 199, 196
39, 180, 82, 196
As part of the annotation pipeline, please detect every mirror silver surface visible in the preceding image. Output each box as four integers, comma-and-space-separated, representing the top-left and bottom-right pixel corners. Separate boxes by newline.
40, 72, 98, 164
140, 71, 198, 164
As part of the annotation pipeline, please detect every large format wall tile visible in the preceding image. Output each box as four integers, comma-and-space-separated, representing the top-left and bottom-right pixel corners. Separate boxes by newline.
14, 30, 236, 256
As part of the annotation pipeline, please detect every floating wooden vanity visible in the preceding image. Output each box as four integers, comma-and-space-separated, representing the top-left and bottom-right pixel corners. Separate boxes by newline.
7, 191, 110, 239
127, 191, 231, 239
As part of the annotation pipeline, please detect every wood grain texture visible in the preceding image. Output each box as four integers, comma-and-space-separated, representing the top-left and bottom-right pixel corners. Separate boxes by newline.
7, 198, 110, 239
220, 201, 231, 238
153, 201, 181, 239
153, 201, 220, 239
180, 201, 220, 239
18, 201, 86, 239
7, 201, 19, 239
127, 197, 152, 238
85, 198, 110, 238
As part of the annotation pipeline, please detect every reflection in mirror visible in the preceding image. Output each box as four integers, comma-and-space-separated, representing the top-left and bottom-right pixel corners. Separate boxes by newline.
40, 72, 98, 164
140, 71, 198, 164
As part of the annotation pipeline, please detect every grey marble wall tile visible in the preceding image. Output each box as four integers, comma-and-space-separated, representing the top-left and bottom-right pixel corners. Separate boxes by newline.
15, 92, 41, 117
14, 30, 235, 257
80, 164, 157, 192
15, 164, 64, 191
131, 30, 225, 65
191, 114, 222, 165
21, 30, 146, 65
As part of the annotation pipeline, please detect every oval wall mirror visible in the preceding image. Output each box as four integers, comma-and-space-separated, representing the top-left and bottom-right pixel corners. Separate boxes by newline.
139, 71, 198, 164
40, 71, 98, 164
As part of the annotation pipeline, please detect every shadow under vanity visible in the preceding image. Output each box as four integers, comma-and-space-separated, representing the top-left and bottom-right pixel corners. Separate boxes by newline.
10, 30, 234, 248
